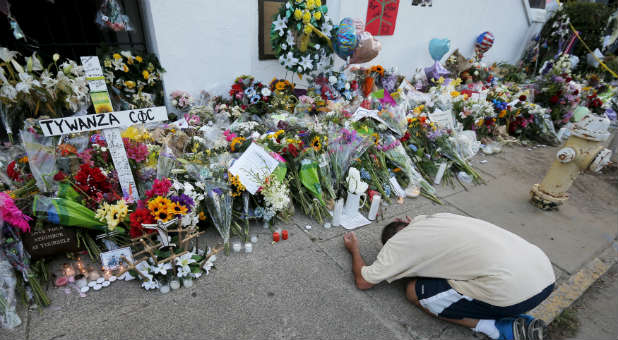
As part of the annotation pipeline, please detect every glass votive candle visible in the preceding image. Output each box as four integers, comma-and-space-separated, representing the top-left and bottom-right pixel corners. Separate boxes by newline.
170, 279, 181, 290
87, 266, 100, 281
244, 242, 253, 253
159, 283, 170, 294
103, 269, 113, 281
232, 241, 242, 253
183, 278, 193, 288
250, 234, 258, 243
75, 274, 88, 289
63, 263, 76, 279
55, 276, 68, 287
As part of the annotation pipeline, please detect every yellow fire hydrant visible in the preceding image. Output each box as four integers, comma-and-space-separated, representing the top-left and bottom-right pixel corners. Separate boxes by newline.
531, 113, 613, 210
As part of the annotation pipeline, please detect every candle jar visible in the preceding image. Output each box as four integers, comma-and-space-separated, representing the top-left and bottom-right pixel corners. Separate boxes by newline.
55, 276, 68, 287
63, 263, 76, 280
183, 278, 193, 288
244, 242, 253, 253
87, 266, 100, 281
231, 239, 242, 253
159, 283, 170, 294
250, 234, 258, 243
75, 274, 88, 288
75, 257, 87, 275
272, 232, 280, 242
282, 230, 288, 240
170, 279, 181, 290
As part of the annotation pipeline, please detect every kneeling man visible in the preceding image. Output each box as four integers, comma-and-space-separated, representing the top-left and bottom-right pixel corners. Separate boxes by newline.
343, 213, 554, 340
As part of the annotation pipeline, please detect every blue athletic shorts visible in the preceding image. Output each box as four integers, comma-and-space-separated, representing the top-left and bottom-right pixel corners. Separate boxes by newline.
414, 278, 554, 320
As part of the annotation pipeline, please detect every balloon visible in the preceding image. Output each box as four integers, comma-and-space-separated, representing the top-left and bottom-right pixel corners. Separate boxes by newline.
424, 61, 450, 81
474, 31, 494, 60
333, 18, 359, 59
349, 31, 381, 64
429, 38, 450, 61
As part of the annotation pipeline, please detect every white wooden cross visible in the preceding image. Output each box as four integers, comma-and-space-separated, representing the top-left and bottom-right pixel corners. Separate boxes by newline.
142, 218, 178, 248
37, 56, 169, 202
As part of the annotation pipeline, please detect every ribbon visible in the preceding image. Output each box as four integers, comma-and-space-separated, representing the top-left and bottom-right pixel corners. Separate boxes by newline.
555, 0, 617, 78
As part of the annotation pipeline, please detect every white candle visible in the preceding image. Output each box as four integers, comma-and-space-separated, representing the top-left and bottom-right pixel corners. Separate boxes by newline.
244, 243, 253, 253
183, 279, 193, 288
170, 280, 181, 290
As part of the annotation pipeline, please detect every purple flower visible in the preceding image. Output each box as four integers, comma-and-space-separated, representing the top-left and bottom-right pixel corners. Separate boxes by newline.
171, 193, 195, 212
427, 129, 444, 141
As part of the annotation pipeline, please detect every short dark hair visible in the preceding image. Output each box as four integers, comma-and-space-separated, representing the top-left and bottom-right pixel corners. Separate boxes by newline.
381, 221, 408, 245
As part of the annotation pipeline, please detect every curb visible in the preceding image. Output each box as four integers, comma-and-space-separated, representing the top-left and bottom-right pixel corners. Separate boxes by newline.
530, 241, 618, 324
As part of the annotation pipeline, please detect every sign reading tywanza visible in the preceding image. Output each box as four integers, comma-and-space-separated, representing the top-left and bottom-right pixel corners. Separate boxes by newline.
38, 107, 168, 136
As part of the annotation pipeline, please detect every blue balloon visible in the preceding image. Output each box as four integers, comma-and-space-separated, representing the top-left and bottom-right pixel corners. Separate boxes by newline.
333, 18, 359, 59
429, 38, 450, 61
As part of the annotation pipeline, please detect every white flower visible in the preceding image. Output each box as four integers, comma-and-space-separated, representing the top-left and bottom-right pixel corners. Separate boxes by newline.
328, 75, 337, 84
261, 88, 272, 97
0, 48, 19, 62
280, 52, 299, 68
120, 50, 133, 59
314, 44, 321, 50
321, 17, 333, 36
281, 43, 288, 50
177, 265, 191, 278
202, 255, 216, 275
286, 31, 296, 47
112, 58, 126, 71
192, 271, 202, 279
272, 15, 288, 37
152, 262, 172, 275
15, 72, 41, 93
299, 55, 314, 71
142, 278, 159, 290
176, 252, 197, 276
347, 167, 368, 195
0, 84, 17, 101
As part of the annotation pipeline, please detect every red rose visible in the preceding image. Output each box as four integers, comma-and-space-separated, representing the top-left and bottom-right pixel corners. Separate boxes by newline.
53, 171, 66, 181
549, 95, 560, 105
519, 95, 527, 101
6, 161, 21, 182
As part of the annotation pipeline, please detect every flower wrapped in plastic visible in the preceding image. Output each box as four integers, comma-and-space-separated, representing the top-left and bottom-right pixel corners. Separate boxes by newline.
327, 128, 370, 196
381, 134, 436, 197
203, 182, 232, 255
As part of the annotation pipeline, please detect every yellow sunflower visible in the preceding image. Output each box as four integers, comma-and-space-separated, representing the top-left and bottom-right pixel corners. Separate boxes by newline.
311, 136, 322, 151
169, 202, 188, 216
230, 137, 246, 152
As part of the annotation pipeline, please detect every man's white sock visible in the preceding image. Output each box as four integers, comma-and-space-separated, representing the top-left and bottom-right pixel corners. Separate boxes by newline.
473, 319, 499, 339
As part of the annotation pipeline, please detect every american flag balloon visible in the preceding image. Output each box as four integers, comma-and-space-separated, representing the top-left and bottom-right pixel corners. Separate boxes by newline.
475, 31, 494, 60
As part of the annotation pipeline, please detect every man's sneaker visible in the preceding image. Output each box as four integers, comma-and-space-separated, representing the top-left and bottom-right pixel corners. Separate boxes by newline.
495, 317, 525, 340
518, 314, 545, 340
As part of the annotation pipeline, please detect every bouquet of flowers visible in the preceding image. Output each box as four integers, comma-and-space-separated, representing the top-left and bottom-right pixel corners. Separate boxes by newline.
101, 50, 165, 109
203, 182, 232, 255
327, 128, 370, 197
229, 76, 271, 115
170, 90, 194, 112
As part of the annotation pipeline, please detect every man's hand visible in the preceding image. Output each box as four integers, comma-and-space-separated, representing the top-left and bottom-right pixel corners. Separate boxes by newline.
343, 232, 359, 253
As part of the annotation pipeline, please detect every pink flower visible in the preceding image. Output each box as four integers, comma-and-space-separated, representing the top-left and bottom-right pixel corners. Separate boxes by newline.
0, 192, 31, 232
224, 130, 237, 142
145, 178, 172, 198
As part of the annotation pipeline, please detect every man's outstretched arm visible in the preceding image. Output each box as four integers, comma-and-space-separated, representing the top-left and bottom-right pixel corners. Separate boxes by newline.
343, 232, 375, 290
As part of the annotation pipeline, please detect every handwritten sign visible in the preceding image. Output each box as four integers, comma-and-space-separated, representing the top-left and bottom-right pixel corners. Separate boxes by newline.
428, 110, 456, 130
228, 143, 279, 194
22, 225, 80, 260
38, 107, 168, 136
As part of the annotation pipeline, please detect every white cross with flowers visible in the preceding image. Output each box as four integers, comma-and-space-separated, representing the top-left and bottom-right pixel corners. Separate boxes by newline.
142, 218, 178, 248
36, 56, 169, 202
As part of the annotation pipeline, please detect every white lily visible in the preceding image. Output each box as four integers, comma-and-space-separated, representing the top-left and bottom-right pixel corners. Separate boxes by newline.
347, 167, 368, 195
152, 262, 172, 275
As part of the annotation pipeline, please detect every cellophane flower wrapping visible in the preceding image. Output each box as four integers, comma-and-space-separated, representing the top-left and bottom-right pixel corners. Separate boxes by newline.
20, 129, 58, 193
327, 128, 370, 196
382, 134, 436, 195
204, 182, 232, 254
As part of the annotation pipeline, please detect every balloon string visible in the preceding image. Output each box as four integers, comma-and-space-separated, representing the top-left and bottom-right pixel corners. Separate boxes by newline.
555, 0, 617, 78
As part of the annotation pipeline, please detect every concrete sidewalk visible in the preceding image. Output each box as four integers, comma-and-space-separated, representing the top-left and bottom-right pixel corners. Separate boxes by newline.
3, 144, 617, 340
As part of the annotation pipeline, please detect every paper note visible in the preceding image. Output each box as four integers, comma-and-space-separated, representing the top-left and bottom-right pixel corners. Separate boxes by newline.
428, 110, 456, 130
341, 212, 371, 230
228, 143, 279, 194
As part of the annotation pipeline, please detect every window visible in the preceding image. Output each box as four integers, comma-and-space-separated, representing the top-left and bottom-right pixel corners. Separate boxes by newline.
0, 0, 148, 60
529, 0, 547, 9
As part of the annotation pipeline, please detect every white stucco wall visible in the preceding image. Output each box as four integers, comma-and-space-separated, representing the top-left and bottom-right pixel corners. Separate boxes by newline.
142, 0, 546, 98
